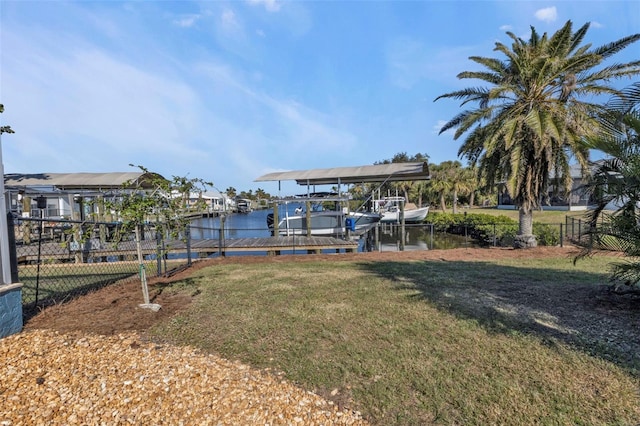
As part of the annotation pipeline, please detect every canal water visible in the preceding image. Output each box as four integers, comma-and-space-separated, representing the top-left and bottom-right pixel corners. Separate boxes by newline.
189, 209, 479, 254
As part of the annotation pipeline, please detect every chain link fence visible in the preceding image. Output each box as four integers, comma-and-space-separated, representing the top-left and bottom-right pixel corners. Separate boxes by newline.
12, 212, 591, 315
371, 221, 571, 250
12, 216, 192, 316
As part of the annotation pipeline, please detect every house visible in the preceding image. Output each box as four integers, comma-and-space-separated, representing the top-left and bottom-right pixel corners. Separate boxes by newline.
497, 163, 596, 211
4, 172, 161, 219
185, 191, 230, 213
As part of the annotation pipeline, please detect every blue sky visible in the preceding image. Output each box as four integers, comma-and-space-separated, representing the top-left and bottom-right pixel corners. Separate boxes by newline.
1, 1, 639, 195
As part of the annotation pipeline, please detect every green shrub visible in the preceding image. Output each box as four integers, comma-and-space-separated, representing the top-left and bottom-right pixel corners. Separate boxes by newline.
533, 223, 561, 246
426, 212, 560, 246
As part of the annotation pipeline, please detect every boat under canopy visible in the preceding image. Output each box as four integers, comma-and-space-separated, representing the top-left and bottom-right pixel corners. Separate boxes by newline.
256, 162, 431, 238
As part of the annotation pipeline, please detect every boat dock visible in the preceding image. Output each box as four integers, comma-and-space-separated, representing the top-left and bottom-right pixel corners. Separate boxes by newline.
191, 236, 357, 255
16, 236, 358, 263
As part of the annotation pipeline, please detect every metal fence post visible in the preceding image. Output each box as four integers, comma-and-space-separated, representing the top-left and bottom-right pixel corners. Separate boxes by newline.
560, 223, 563, 247
34, 224, 43, 307
7, 213, 18, 283
156, 230, 162, 276
186, 225, 192, 266
571, 217, 575, 240
578, 219, 582, 241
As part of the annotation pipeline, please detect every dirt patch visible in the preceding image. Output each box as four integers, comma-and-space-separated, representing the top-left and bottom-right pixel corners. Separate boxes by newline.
12, 246, 639, 425
25, 246, 586, 336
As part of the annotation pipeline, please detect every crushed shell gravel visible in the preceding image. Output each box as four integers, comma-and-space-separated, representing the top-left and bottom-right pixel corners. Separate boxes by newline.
0, 330, 367, 425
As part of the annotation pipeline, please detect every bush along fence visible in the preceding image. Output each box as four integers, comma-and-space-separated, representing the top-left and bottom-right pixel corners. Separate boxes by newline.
425, 212, 576, 247
11, 216, 193, 316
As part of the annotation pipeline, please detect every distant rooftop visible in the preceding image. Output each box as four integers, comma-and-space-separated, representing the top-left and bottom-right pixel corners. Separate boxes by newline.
4, 172, 162, 190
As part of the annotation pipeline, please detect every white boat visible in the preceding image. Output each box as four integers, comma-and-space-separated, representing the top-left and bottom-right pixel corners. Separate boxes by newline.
267, 209, 381, 236
374, 197, 429, 223
235, 198, 252, 214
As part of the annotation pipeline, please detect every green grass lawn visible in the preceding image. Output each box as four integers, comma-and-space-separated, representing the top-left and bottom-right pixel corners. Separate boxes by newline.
19, 259, 186, 306
151, 255, 640, 425
466, 207, 588, 224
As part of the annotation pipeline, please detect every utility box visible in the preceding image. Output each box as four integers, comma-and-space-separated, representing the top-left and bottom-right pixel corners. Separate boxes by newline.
345, 217, 356, 231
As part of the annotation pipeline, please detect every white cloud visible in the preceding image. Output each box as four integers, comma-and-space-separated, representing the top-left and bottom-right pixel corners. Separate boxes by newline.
221, 8, 241, 32
247, 0, 281, 13
591, 21, 603, 29
204, 64, 357, 154
1, 30, 208, 175
534, 6, 557, 23
386, 37, 482, 89
499, 24, 512, 32
173, 14, 200, 28
386, 37, 428, 89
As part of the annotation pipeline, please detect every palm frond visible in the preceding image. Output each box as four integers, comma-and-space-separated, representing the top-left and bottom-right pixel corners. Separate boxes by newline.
433, 87, 490, 102
592, 33, 640, 58
609, 82, 640, 112
468, 56, 507, 74
569, 22, 591, 52
546, 20, 573, 58
457, 71, 503, 86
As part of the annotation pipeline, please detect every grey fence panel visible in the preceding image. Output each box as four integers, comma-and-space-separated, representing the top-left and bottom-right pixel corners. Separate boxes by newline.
13, 216, 190, 314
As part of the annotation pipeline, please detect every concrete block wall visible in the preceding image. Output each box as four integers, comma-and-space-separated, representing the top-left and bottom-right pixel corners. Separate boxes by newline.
0, 283, 23, 338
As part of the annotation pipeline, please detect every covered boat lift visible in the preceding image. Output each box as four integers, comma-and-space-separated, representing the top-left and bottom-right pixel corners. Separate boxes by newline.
255, 161, 430, 187
255, 162, 431, 240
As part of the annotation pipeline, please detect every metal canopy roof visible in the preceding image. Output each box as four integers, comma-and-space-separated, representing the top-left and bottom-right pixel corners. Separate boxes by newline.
4, 172, 161, 190
255, 162, 430, 185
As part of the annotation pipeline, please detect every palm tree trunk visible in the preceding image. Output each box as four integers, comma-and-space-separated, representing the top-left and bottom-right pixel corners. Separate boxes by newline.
440, 193, 446, 212
515, 207, 537, 248
452, 190, 458, 214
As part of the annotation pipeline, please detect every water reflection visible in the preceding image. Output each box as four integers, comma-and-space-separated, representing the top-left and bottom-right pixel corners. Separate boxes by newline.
189, 211, 481, 252
371, 223, 480, 251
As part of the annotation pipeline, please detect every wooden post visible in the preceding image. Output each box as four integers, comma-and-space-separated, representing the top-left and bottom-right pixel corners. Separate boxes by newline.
21, 195, 31, 218
375, 223, 380, 252
272, 201, 279, 236
306, 201, 312, 236
220, 215, 226, 256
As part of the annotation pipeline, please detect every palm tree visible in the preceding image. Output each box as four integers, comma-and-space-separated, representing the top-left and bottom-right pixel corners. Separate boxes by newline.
578, 83, 640, 292
410, 180, 429, 208
225, 187, 237, 199
427, 161, 459, 212
374, 152, 430, 205
450, 165, 475, 214
436, 21, 640, 248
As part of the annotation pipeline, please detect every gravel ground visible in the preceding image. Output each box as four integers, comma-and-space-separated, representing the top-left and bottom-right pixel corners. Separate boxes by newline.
9, 246, 638, 424
0, 330, 367, 425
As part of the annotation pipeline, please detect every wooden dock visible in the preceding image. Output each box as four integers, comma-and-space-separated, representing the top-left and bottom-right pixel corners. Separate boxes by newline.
16, 236, 358, 263
197, 236, 358, 255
